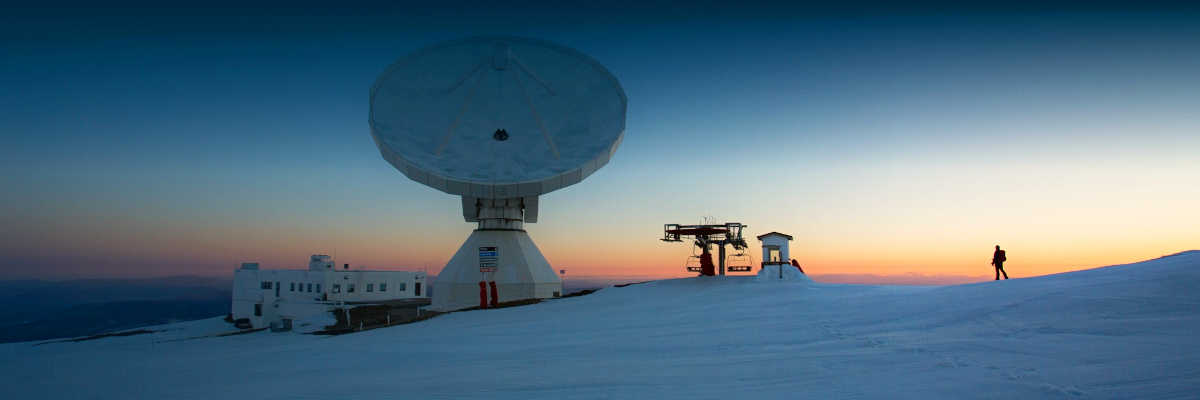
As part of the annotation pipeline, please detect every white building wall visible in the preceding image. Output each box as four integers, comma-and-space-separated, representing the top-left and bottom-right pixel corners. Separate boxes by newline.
325, 270, 426, 302
276, 300, 334, 324
759, 234, 792, 264
231, 266, 427, 329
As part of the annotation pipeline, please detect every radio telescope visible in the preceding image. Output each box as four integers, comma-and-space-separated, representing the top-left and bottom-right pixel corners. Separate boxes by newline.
369, 36, 627, 311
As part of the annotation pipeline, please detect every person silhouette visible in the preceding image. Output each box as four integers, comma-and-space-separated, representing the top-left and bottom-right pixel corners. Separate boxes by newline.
991, 245, 1008, 280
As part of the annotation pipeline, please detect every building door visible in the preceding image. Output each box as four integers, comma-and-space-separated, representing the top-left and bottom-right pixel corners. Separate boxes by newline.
414, 282, 422, 296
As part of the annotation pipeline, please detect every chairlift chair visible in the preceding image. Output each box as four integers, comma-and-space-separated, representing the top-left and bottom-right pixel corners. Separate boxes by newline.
726, 253, 753, 272
685, 255, 703, 272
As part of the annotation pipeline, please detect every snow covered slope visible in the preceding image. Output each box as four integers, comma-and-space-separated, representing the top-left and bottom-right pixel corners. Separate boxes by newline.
2, 251, 1197, 399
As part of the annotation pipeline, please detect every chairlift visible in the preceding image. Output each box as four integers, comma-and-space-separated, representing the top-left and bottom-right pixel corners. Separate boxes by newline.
685, 255, 703, 272
726, 253, 753, 272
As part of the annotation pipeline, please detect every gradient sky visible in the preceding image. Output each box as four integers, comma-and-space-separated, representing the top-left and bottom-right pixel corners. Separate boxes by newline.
2, 2, 1197, 283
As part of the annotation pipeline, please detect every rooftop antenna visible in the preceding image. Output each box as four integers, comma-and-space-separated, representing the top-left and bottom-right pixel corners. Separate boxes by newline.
369, 35, 627, 311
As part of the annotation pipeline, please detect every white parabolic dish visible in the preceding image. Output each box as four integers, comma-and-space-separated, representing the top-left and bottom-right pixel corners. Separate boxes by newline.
369, 35, 627, 199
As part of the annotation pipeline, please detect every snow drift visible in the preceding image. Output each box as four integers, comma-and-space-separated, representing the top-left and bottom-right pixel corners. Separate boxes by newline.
2, 251, 1197, 399
756, 263, 814, 283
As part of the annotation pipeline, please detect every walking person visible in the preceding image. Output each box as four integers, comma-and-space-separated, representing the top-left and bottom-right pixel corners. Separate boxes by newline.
992, 245, 1008, 280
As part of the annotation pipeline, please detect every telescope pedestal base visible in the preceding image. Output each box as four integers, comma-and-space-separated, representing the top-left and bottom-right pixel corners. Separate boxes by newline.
429, 229, 562, 312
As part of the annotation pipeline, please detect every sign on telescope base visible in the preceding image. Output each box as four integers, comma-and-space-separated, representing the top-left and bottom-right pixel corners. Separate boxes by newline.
429, 229, 562, 312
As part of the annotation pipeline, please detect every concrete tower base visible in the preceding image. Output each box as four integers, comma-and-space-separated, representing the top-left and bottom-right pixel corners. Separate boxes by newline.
429, 229, 562, 312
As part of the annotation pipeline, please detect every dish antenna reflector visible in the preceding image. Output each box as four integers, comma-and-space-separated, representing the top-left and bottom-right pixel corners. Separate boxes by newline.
369, 36, 627, 311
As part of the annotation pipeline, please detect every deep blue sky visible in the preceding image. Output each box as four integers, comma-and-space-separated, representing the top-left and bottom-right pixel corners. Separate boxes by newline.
2, 2, 1198, 280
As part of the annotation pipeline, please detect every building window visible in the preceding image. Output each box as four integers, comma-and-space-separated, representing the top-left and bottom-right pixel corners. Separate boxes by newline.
332, 284, 340, 293
254, 304, 262, 316
398, 283, 406, 291
379, 283, 387, 292
316, 284, 322, 293
307, 283, 313, 292
261, 281, 272, 289
348, 284, 356, 293
290, 283, 296, 291
366, 284, 374, 292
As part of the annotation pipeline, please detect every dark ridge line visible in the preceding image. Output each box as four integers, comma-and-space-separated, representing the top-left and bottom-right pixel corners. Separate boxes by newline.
33, 329, 156, 346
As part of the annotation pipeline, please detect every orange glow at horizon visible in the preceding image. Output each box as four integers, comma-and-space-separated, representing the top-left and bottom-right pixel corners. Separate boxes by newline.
534, 230, 1194, 282
4, 191, 1192, 284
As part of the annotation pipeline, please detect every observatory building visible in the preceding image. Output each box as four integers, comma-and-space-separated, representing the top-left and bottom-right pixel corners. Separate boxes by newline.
231, 255, 427, 330
369, 36, 626, 311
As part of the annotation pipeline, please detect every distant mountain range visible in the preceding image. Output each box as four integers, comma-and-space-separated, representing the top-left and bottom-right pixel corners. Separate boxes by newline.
0, 276, 232, 344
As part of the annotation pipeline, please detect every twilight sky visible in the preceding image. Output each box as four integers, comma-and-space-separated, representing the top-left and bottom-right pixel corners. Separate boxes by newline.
2, 2, 1197, 283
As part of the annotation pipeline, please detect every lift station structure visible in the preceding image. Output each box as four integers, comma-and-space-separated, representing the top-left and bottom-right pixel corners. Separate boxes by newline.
661, 222, 751, 276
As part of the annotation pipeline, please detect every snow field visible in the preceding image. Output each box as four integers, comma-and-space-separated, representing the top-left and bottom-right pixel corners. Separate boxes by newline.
1, 251, 1197, 399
